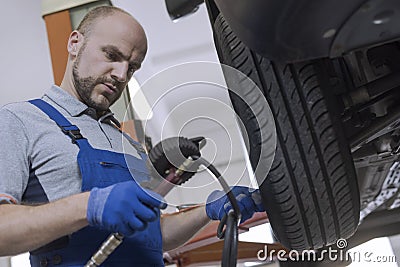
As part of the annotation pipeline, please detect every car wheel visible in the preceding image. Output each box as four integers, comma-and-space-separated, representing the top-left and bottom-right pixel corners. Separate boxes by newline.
213, 13, 360, 250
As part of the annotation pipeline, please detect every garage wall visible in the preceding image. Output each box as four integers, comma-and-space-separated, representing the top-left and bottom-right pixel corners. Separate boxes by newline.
0, 1, 53, 265
0, 258, 10, 267
0, 1, 53, 106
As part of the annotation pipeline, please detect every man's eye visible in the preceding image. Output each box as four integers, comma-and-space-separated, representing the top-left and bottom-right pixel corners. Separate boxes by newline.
105, 52, 116, 61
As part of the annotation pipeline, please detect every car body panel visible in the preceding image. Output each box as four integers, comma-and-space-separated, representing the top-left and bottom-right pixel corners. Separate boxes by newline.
211, 0, 400, 62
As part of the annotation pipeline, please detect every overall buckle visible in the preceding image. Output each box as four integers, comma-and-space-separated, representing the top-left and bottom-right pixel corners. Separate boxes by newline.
61, 126, 84, 144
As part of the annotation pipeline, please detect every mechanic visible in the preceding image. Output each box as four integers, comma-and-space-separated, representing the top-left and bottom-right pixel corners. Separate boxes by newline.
0, 6, 264, 266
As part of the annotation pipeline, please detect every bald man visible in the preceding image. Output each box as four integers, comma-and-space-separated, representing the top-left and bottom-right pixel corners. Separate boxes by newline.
0, 6, 264, 266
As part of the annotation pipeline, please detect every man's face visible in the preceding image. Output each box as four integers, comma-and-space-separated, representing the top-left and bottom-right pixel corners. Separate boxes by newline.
72, 13, 147, 111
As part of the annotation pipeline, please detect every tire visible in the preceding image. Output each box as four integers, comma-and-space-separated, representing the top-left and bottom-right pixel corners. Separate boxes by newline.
213, 13, 360, 250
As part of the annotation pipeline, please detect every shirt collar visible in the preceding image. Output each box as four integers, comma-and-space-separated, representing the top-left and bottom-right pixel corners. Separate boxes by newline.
43, 85, 121, 127
44, 85, 88, 117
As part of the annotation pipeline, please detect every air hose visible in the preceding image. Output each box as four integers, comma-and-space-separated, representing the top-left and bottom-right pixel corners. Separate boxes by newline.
85, 137, 241, 266
191, 155, 241, 267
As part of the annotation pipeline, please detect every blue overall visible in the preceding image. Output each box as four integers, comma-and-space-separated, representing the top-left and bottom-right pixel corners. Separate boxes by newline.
27, 99, 164, 267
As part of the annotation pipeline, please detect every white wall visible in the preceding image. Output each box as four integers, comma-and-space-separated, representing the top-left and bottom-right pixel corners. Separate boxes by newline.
0, 258, 10, 267
0, 1, 53, 106
0, 2, 53, 266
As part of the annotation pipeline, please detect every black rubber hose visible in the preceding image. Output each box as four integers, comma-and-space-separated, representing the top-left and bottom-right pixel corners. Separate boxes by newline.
222, 212, 238, 266
191, 156, 241, 267
192, 156, 241, 220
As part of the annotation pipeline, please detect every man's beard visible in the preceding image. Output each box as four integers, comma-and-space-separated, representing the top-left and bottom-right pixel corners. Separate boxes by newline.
72, 56, 121, 112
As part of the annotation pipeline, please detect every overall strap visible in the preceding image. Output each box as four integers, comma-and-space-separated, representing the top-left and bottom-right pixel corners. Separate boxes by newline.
28, 99, 90, 148
121, 131, 147, 160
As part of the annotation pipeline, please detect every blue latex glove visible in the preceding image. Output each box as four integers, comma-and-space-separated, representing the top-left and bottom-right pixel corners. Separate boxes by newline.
87, 180, 167, 236
206, 186, 264, 223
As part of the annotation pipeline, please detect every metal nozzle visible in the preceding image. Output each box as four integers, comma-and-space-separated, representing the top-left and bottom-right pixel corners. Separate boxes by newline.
175, 156, 194, 176
84, 233, 124, 267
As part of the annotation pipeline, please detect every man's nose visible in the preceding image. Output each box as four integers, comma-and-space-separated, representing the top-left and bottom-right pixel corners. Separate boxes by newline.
111, 62, 129, 83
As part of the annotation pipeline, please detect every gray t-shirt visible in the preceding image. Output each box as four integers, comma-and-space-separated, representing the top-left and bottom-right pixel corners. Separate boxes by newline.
0, 85, 141, 204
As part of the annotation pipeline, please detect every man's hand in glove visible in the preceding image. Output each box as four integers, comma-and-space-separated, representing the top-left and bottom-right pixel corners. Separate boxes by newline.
206, 186, 264, 223
87, 180, 167, 236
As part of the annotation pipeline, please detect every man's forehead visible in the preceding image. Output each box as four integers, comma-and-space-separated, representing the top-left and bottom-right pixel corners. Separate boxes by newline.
91, 12, 141, 33
87, 14, 147, 55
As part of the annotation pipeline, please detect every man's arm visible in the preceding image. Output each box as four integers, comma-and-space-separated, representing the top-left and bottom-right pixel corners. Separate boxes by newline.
161, 205, 210, 251
0, 192, 90, 256
0, 181, 166, 256
0, 181, 166, 257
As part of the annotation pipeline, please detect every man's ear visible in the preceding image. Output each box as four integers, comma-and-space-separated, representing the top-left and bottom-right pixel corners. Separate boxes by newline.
67, 30, 83, 56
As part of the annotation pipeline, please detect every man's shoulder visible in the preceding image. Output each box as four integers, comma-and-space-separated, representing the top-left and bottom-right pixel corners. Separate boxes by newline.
1, 100, 38, 111
2, 100, 32, 109
0, 100, 45, 121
